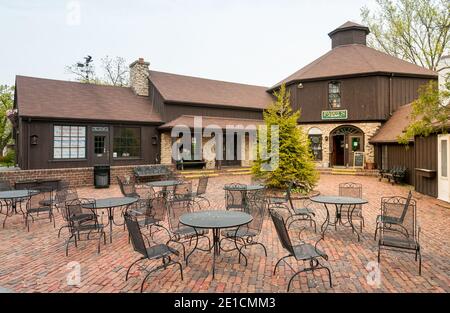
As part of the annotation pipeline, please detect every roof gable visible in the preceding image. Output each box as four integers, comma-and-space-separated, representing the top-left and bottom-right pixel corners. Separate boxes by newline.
16, 76, 161, 123
370, 104, 414, 143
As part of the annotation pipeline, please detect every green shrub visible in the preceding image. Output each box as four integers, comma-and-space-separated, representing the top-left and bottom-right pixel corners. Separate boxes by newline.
0, 150, 15, 166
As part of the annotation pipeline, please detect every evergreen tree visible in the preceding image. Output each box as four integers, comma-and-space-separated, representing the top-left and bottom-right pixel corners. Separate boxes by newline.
252, 84, 318, 192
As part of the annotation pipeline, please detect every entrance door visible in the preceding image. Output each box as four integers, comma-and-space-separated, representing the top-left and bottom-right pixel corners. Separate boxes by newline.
92, 128, 109, 165
332, 135, 345, 166
222, 133, 240, 167
438, 134, 450, 202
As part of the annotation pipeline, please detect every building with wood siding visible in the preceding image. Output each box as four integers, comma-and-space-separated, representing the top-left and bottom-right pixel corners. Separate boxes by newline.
11, 21, 440, 193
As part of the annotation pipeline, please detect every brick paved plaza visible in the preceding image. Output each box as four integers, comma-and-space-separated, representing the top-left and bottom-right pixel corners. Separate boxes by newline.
0, 174, 448, 293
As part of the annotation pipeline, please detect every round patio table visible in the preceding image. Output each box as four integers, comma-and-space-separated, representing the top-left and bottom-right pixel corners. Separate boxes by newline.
223, 184, 265, 192
310, 195, 368, 241
179, 210, 253, 279
223, 184, 265, 211
0, 190, 39, 228
147, 180, 182, 198
83, 197, 138, 243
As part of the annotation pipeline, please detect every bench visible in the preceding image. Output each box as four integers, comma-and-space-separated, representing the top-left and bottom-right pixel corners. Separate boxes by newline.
378, 166, 407, 185
14, 179, 62, 191
133, 165, 174, 183
176, 160, 207, 170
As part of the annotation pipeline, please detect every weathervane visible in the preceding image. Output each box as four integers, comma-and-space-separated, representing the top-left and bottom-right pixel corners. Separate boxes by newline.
77, 55, 93, 81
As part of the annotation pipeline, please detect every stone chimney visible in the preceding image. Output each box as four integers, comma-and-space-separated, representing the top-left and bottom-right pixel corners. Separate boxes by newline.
328, 21, 370, 49
129, 57, 150, 96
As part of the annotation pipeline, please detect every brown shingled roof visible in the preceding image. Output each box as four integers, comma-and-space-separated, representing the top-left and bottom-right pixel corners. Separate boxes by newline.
370, 104, 414, 143
159, 115, 264, 130
270, 45, 437, 90
16, 76, 162, 123
149, 70, 272, 109
328, 21, 370, 36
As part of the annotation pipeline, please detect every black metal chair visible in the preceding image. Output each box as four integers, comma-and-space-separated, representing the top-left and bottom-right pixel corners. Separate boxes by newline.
127, 195, 170, 240
124, 212, 183, 293
57, 190, 97, 238
267, 183, 291, 210
62, 199, 105, 256
53, 182, 71, 212
24, 186, 55, 231
339, 182, 365, 232
374, 191, 412, 240
129, 184, 157, 216
166, 199, 211, 263
270, 209, 332, 291
0, 180, 12, 191
220, 191, 268, 264
285, 184, 317, 232
191, 176, 210, 209
225, 183, 246, 211
117, 176, 139, 198
172, 181, 194, 203
376, 192, 421, 274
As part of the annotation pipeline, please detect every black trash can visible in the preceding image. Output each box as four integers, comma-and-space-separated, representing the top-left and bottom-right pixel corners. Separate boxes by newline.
93, 165, 110, 188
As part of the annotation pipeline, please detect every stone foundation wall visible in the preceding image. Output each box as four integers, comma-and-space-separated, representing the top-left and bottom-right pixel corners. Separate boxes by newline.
298, 122, 382, 167
0, 164, 173, 188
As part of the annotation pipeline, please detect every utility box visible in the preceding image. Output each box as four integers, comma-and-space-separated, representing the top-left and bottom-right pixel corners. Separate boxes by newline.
93, 165, 110, 188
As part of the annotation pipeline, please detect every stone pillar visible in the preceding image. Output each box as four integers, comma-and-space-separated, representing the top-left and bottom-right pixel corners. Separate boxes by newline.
202, 136, 216, 169
160, 132, 172, 165
129, 58, 150, 96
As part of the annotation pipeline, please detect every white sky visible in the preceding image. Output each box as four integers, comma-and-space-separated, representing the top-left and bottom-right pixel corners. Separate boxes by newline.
0, 0, 377, 87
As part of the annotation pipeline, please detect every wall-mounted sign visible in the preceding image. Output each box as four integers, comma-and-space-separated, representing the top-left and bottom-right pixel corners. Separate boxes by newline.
353, 151, 365, 168
321, 110, 348, 120
92, 126, 109, 132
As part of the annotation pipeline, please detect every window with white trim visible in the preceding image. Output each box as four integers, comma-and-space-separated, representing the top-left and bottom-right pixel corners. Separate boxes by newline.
53, 125, 86, 159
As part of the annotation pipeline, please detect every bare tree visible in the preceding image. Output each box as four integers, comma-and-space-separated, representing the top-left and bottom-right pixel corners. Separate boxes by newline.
100, 56, 129, 87
361, 0, 450, 72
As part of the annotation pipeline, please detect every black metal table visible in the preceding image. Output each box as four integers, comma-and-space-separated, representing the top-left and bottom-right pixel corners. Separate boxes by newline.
179, 210, 253, 279
0, 190, 39, 228
223, 184, 265, 192
310, 195, 368, 241
147, 180, 181, 198
223, 184, 265, 211
83, 197, 138, 243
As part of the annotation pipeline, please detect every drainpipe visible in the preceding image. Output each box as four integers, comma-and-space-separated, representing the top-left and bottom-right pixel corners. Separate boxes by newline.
389, 74, 394, 116
27, 117, 31, 170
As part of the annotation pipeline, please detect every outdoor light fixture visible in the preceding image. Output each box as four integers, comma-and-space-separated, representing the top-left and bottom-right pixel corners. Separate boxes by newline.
297, 83, 304, 89
30, 135, 38, 145
324, 136, 329, 142
152, 135, 158, 145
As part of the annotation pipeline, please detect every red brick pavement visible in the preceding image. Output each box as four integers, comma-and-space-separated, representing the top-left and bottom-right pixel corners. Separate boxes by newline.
0, 174, 449, 293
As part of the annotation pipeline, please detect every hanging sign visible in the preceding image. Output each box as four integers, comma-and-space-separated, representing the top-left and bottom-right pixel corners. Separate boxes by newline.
321, 110, 348, 120
92, 126, 109, 132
